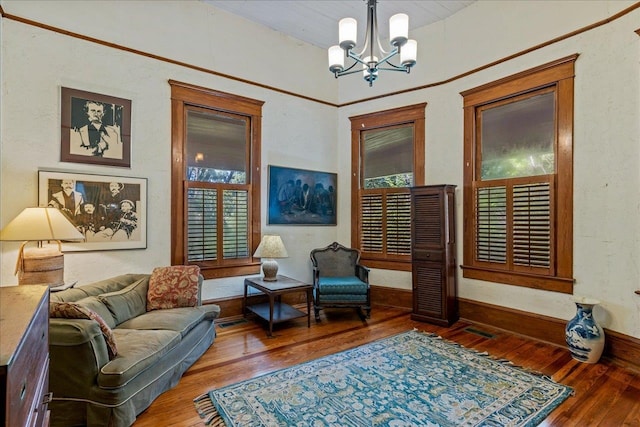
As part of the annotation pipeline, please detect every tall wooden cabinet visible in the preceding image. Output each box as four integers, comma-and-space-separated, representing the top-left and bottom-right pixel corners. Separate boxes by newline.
410, 184, 458, 326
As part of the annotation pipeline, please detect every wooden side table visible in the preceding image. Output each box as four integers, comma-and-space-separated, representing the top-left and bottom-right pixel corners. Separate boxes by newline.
243, 275, 313, 337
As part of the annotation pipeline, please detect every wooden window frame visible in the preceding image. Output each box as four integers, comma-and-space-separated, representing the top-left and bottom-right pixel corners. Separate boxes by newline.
350, 103, 426, 271
170, 80, 263, 279
460, 55, 577, 293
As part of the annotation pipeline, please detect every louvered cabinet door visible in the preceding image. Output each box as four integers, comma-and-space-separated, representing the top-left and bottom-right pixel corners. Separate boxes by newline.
410, 185, 458, 326
413, 262, 445, 319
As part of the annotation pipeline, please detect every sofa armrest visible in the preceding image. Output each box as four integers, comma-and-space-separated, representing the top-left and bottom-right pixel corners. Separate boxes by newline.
196, 274, 204, 306
49, 318, 110, 398
197, 303, 221, 321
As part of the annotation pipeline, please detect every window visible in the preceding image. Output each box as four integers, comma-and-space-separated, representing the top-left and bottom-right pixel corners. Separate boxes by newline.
460, 55, 577, 293
170, 80, 263, 279
350, 103, 426, 271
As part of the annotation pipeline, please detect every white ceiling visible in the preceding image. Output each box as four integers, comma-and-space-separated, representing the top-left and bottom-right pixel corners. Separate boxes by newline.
202, 1, 476, 50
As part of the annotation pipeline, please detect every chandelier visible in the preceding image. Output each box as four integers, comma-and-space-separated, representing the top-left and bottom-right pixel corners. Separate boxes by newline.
328, 0, 417, 87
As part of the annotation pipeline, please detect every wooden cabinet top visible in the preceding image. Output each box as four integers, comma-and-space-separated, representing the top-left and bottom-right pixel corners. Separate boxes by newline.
0, 285, 49, 368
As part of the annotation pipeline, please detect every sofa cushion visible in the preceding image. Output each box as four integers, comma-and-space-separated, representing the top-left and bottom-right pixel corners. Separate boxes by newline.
98, 277, 149, 325
50, 287, 91, 303
50, 274, 150, 303
318, 294, 369, 303
147, 265, 200, 311
117, 307, 205, 338
50, 301, 118, 359
317, 276, 368, 295
98, 329, 181, 389
74, 296, 117, 329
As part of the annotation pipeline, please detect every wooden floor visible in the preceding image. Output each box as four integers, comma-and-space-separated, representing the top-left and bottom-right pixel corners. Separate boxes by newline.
133, 305, 640, 427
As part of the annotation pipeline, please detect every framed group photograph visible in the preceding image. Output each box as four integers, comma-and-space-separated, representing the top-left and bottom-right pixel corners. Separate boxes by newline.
268, 165, 337, 225
60, 87, 132, 167
38, 170, 147, 251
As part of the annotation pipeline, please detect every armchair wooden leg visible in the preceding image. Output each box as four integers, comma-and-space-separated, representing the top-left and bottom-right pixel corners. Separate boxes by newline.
356, 307, 371, 320
314, 307, 321, 322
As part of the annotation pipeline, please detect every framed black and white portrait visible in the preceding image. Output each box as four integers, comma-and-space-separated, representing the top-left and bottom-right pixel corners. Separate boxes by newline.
38, 170, 147, 251
60, 87, 132, 167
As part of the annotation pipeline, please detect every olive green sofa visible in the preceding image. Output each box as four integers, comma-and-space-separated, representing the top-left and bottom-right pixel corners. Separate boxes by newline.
48, 273, 219, 427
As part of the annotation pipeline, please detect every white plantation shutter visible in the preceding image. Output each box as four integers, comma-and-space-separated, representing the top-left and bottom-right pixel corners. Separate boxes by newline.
473, 176, 553, 274
187, 188, 217, 262
386, 192, 411, 256
187, 187, 250, 263
360, 190, 411, 257
475, 185, 507, 264
513, 181, 552, 271
222, 189, 249, 259
360, 193, 383, 253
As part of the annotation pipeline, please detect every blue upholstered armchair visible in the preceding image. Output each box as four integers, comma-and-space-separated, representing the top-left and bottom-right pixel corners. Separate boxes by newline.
310, 242, 371, 321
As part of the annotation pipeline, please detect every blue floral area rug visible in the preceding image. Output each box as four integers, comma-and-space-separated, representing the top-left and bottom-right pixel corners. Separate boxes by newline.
194, 330, 572, 426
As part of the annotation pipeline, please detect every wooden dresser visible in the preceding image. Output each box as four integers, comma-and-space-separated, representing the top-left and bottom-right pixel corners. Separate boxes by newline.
0, 285, 51, 427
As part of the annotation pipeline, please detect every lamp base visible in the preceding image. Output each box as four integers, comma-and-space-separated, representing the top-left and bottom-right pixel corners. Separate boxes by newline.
261, 259, 279, 282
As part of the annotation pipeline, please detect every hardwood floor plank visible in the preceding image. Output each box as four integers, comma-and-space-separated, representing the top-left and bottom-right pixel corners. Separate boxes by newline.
133, 306, 640, 427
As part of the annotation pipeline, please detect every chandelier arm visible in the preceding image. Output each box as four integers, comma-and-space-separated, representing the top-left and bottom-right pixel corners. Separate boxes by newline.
376, 66, 411, 73
347, 49, 371, 67
337, 55, 363, 75
377, 47, 400, 67
336, 67, 368, 78
372, 1, 389, 56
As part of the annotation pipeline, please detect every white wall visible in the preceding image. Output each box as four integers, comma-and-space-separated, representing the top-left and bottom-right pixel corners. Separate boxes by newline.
0, 1, 339, 299
1, 1, 638, 338
337, 0, 640, 338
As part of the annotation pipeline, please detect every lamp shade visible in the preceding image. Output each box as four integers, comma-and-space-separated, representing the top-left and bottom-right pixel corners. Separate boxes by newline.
253, 235, 288, 259
401, 39, 417, 67
389, 13, 409, 47
338, 17, 357, 50
328, 45, 345, 73
0, 207, 84, 242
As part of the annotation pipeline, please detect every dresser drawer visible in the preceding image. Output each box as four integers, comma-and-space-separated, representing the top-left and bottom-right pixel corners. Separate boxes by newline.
30, 359, 51, 427
412, 249, 443, 262
2, 286, 49, 427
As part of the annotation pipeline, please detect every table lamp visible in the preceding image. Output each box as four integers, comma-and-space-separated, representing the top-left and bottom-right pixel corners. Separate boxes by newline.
0, 207, 84, 286
253, 235, 288, 281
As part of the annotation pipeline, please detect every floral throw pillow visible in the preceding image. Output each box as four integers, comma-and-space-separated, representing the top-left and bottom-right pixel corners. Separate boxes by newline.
50, 301, 118, 360
146, 265, 200, 311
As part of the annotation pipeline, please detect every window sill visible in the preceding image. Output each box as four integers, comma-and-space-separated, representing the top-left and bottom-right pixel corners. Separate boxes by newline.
461, 265, 574, 294
360, 258, 412, 272
195, 263, 261, 280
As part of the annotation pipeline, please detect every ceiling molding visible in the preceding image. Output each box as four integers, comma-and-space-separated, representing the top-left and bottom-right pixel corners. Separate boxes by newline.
2, 2, 639, 108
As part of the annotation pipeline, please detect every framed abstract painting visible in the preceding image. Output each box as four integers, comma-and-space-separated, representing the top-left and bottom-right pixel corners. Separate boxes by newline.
267, 165, 337, 225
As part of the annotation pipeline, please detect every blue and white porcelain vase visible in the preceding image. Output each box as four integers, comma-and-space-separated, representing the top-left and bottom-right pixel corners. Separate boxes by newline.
565, 297, 605, 363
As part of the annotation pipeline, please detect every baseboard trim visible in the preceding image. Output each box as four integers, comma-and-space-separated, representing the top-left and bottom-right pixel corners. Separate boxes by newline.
371, 285, 413, 309
459, 298, 640, 371
205, 290, 639, 371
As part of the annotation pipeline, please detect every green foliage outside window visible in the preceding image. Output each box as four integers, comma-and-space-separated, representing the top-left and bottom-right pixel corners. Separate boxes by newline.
187, 167, 246, 184
481, 149, 554, 180
364, 173, 412, 189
